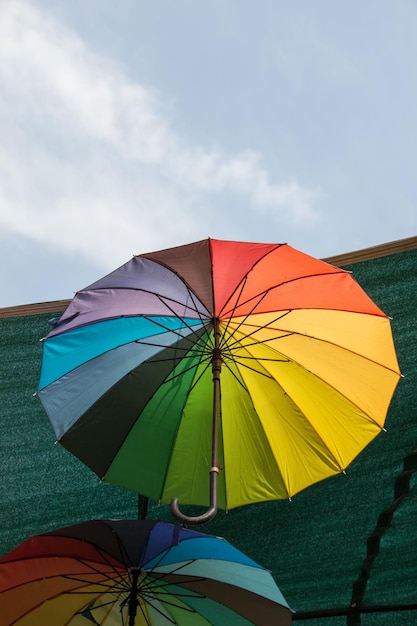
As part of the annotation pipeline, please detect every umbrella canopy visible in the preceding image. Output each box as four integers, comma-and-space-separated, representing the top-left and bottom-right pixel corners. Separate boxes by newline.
37, 238, 400, 524
0, 519, 292, 625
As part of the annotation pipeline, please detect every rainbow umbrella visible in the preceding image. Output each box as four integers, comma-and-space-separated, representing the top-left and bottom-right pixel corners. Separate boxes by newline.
37, 239, 400, 524
0, 519, 292, 625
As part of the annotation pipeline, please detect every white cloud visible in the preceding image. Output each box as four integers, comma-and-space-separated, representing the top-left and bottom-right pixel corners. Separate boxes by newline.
0, 0, 319, 270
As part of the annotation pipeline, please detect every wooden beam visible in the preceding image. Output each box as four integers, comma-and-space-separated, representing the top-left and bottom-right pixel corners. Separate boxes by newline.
323, 235, 417, 267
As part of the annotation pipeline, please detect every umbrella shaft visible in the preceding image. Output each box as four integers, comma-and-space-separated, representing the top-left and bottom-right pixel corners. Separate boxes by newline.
128, 568, 139, 626
211, 319, 222, 471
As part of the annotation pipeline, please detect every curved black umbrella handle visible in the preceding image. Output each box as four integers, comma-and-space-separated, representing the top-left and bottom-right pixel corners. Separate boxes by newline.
170, 466, 219, 525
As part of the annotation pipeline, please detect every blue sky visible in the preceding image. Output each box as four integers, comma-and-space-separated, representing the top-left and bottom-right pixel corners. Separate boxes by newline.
1, 0, 416, 306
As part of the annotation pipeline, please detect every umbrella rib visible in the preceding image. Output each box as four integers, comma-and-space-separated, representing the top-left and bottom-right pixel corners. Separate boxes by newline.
64, 545, 131, 588
85, 285, 209, 319
143, 313, 207, 348
221, 352, 333, 499
220, 269, 348, 317
219, 292, 289, 365
136, 599, 152, 626
133, 341, 211, 365
300, 329, 402, 377
13, 581, 117, 624
224, 356, 279, 381
73, 598, 116, 626
90, 546, 131, 578
163, 354, 211, 385
112, 529, 143, 574
142, 593, 198, 619
77, 285, 213, 348
129, 557, 206, 625
226, 315, 400, 380
138, 295, 215, 373
221, 343, 299, 500
220, 358, 250, 391
182, 282, 214, 335
141, 551, 205, 590
73, 588, 134, 625
144, 559, 200, 583
135, 339, 202, 353
240, 331, 386, 454
219, 289, 271, 353
228, 354, 290, 362
141, 545, 194, 574
224, 311, 293, 352
63, 574, 127, 593
139, 353, 205, 367
74, 597, 119, 607
219, 276, 248, 340
240, 343, 378, 472
153, 294, 213, 345
239, 320, 400, 386
221, 337, 293, 361
65, 573, 204, 626
217, 281, 284, 373
61, 557, 206, 625
142, 580, 205, 597
138, 597, 177, 624
140, 582, 203, 619
71, 558, 125, 583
